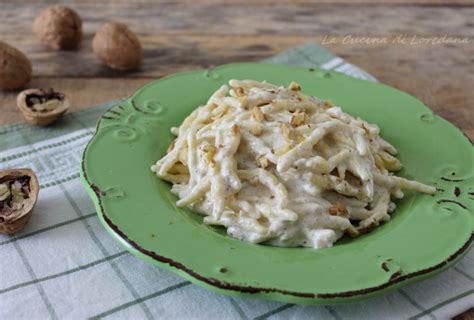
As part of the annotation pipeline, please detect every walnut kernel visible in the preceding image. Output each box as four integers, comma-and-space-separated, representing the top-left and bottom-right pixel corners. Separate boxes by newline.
289, 109, 309, 127
231, 124, 240, 135
249, 123, 263, 136
202, 144, 217, 165
289, 82, 301, 91
234, 87, 245, 97
252, 107, 264, 122
322, 100, 334, 109
0, 169, 39, 235
256, 155, 269, 169
17, 88, 70, 126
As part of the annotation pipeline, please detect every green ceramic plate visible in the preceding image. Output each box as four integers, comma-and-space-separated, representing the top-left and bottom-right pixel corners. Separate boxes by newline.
80, 63, 473, 305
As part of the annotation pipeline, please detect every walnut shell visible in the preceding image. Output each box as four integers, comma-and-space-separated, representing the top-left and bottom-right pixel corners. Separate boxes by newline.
17, 88, 70, 126
33, 5, 82, 50
92, 21, 142, 70
0, 42, 32, 91
0, 169, 39, 235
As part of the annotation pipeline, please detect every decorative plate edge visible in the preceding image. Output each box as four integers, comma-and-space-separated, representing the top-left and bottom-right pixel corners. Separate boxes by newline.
82, 166, 473, 300
79, 64, 474, 303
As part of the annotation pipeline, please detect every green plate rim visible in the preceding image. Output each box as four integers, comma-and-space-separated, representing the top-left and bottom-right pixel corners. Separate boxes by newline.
80, 62, 473, 304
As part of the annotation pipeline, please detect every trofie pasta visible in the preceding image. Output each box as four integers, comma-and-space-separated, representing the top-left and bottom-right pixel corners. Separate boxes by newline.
151, 80, 436, 249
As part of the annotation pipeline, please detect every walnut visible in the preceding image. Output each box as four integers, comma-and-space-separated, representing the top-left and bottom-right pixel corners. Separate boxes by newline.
329, 203, 349, 217
252, 107, 264, 122
202, 144, 217, 166
231, 124, 240, 135
336, 203, 349, 217
322, 100, 334, 109
249, 123, 263, 136
17, 88, 70, 126
234, 87, 245, 97
33, 5, 82, 50
92, 21, 142, 70
168, 163, 188, 175
0, 169, 39, 235
256, 155, 269, 169
288, 82, 301, 91
289, 109, 309, 127
0, 42, 32, 91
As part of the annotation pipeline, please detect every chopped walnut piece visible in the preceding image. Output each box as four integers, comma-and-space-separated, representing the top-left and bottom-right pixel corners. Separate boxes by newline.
238, 96, 249, 109
252, 107, 265, 122
257, 215, 269, 226
329, 203, 349, 217
256, 155, 269, 168
322, 100, 334, 108
231, 124, 240, 134
202, 144, 217, 165
0, 184, 10, 201
249, 123, 263, 136
289, 109, 309, 127
289, 82, 301, 91
234, 87, 245, 97
336, 203, 349, 217
168, 162, 189, 174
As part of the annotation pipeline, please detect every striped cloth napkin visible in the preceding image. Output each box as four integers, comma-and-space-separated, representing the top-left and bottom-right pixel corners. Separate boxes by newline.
0, 43, 472, 320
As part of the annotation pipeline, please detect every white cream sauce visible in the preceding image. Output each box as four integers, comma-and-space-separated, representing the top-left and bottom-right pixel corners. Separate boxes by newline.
153, 80, 435, 249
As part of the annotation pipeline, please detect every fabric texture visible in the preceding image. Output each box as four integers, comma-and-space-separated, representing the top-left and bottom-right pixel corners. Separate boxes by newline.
0, 43, 472, 320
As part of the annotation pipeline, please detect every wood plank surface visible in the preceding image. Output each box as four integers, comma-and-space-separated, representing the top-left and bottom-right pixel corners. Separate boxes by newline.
3, 3, 473, 39
0, 0, 472, 141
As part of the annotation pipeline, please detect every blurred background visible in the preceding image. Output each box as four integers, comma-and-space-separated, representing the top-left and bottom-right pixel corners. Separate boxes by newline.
1, 0, 472, 137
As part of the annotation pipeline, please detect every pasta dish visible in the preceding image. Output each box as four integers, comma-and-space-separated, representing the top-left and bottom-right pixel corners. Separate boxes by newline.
151, 80, 436, 248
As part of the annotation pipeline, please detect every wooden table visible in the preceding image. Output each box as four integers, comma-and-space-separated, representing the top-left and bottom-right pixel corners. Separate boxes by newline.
1, 0, 472, 317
